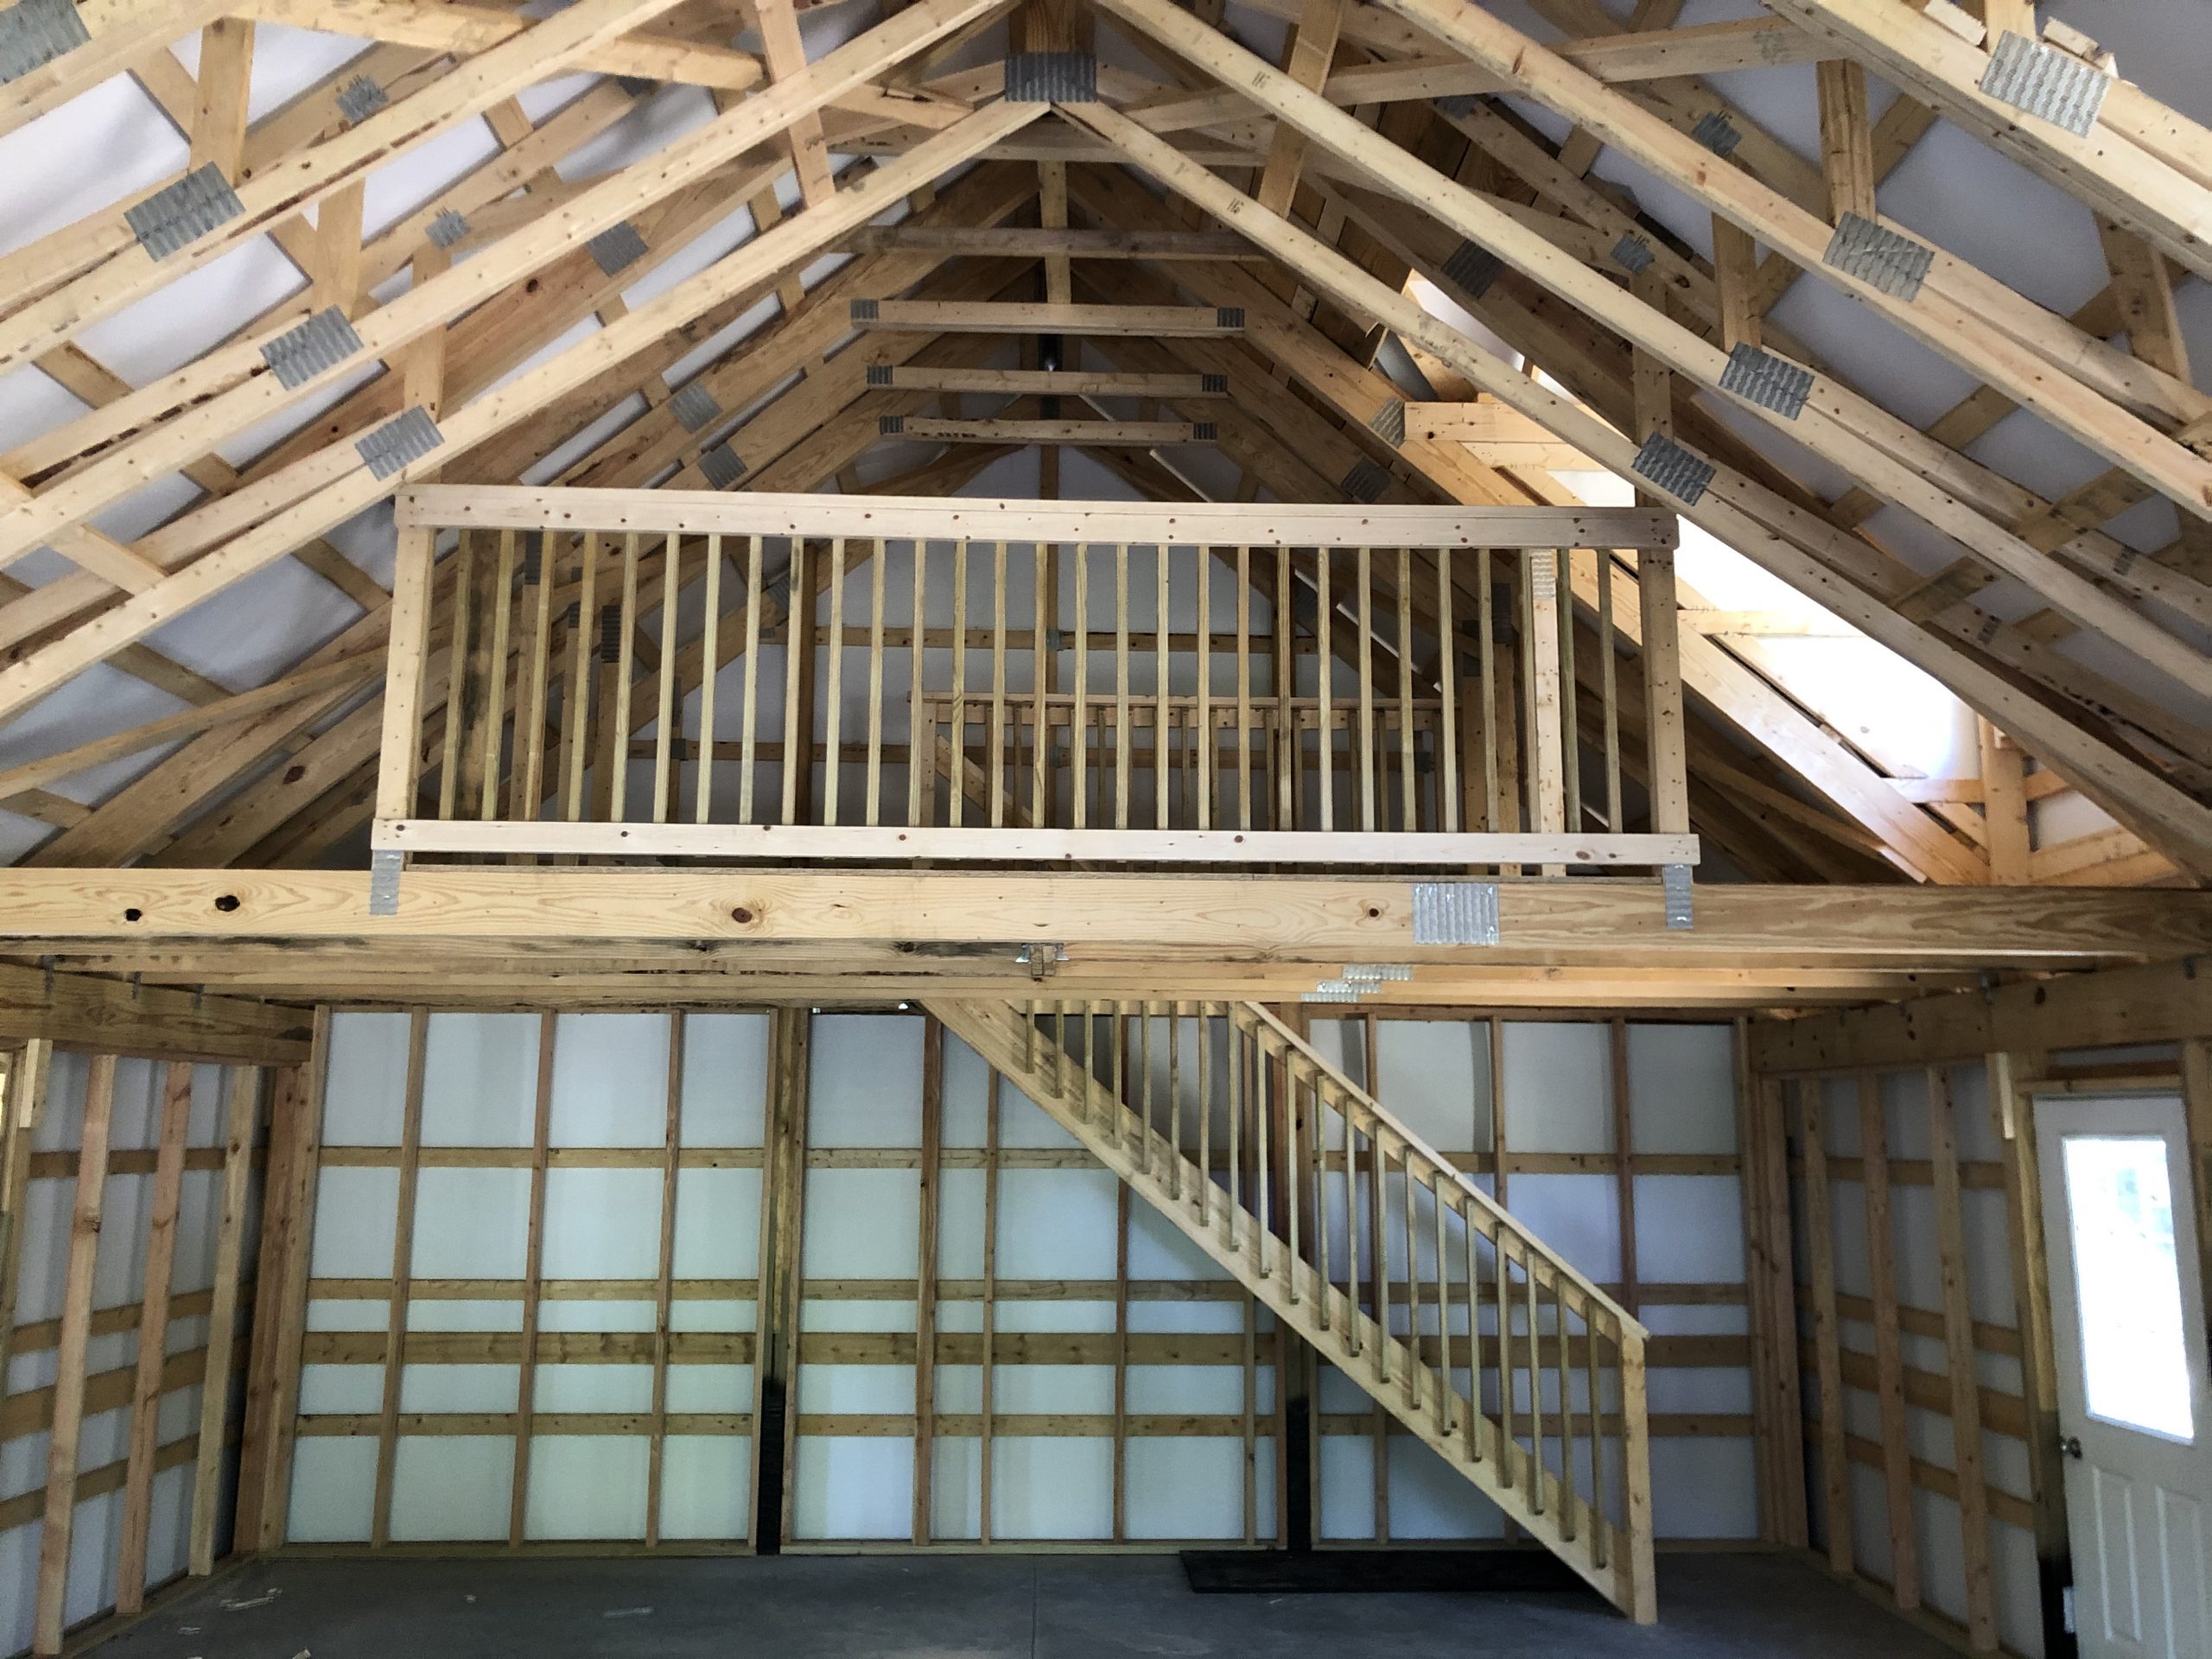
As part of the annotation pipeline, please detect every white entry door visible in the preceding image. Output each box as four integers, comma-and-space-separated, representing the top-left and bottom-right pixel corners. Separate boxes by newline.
2040, 1094, 2212, 1658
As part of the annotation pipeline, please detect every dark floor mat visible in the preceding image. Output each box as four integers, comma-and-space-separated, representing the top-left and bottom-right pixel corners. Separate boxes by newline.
1179, 1548, 1598, 1596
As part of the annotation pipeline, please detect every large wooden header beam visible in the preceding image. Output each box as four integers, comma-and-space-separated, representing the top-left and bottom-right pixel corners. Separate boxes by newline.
394, 486, 1681, 549
1, 871, 2205, 967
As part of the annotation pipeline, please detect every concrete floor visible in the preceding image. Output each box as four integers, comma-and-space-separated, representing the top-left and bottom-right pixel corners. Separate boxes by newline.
92, 1553, 1953, 1657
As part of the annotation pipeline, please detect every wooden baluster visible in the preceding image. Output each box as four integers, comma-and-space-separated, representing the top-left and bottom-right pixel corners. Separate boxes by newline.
1313, 1071, 1331, 1331
1436, 550, 1459, 834
1525, 1247, 1546, 1516
1281, 1044, 1300, 1306
1338, 1096, 1359, 1357
779, 539, 807, 827
1370, 1124, 1390, 1385
1588, 1308, 1608, 1568
652, 534, 680, 823
1195, 552, 1211, 829
1462, 1200, 1482, 1462
1113, 543, 1130, 830
1433, 1168, 1452, 1432
907, 539, 927, 828
606, 531, 641, 823
1356, 546, 1375, 831
1167, 1004, 1183, 1198
989, 541, 1007, 826
1254, 1026, 1272, 1279
866, 540, 887, 826
1197, 1002, 1212, 1227
513, 531, 553, 826
1597, 549, 1623, 830
739, 535, 763, 824
1314, 546, 1333, 833
1031, 541, 1050, 830
1554, 1276, 1575, 1541
1274, 543, 1294, 832
1072, 543, 1089, 828
695, 534, 721, 823
1397, 546, 1416, 831
1558, 547, 1580, 836
950, 539, 967, 829
562, 531, 599, 826
476, 528, 516, 822
1477, 547, 1498, 836
1402, 1141, 1421, 1408
437, 529, 475, 820
823, 538, 847, 825
1225, 1011, 1243, 1251
1154, 545, 1170, 830
1235, 545, 1251, 830
1497, 1237, 1515, 1491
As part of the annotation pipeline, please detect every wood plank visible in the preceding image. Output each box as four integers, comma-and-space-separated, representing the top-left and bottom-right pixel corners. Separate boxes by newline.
32, 1052, 118, 1657
114, 1062, 194, 1613
1857, 1073, 1918, 1611
188, 1065, 261, 1575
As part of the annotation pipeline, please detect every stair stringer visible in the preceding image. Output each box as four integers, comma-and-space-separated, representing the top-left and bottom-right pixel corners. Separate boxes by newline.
924, 995, 1645, 1618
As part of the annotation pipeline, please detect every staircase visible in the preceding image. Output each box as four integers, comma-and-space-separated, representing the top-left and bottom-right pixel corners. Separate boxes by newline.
925, 997, 1656, 1622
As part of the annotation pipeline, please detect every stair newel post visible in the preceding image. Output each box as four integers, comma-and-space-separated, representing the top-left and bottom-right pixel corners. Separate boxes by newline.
1620, 1324, 1656, 1623
1461, 1198, 1482, 1464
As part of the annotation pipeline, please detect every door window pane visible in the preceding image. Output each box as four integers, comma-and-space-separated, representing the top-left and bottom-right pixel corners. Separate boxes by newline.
2063, 1135, 2195, 1441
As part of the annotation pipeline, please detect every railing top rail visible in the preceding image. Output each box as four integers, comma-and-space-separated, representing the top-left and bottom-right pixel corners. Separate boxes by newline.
1232, 998, 1649, 1341
395, 486, 1681, 551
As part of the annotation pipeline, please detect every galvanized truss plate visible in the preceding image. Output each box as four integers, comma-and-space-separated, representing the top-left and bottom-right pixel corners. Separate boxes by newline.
1215, 307, 1244, 330
426, 208, 470, 249
668, 381, 721, 432
1340, 459, 1389, 503
1717, 341, 1813, 419
126, 164, 245, 260
1303, 980, 1376, 1003
1662, 863, 1694, 931
850, 298, 880, 322
1199, 372, 1227, 394
1192, 421, 1217, 441
1339, 963, 1413, 982
1630, 432, 1715, 505
1412, 881, 1500, 947
1609, 234, 1654, 275
1822, 212, 1934, 301
597, 603, 623, 663
1004, 49, 1096, 103
877, 414, 906, 435
1432, 92, 1480, 119
0, 0, 88, 84
586, 220, 649, 277
369, 849, 403, 917
334, 73, 388, 124
698, 444, 747, 489
865, 363, 895, 387
260, 307, 363, 390
1441, 238, 1501, 301
1369, 400, 1406, 448
1980, 30, 2109, 137
354, 406, 444, 480
1690, 110, 1742, 157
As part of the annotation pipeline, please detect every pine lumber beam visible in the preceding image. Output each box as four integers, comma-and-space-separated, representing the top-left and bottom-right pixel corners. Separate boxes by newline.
881, 417, 1216, 446
4, 869, 2210, 962
1052, 99, 2212, 880
873, 367, 1233, 397
0, 0, 231, 146
1762, 0, 2212, 280
842, 226, 1261, 259
0, 961, 310, 1061
853, 301, 1247, 334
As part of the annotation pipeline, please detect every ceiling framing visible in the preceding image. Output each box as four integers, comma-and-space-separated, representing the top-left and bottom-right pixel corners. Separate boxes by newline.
0, 0, 2206, 893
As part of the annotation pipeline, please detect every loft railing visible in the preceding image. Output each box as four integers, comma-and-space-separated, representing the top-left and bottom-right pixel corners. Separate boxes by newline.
373, 487, 1697, 874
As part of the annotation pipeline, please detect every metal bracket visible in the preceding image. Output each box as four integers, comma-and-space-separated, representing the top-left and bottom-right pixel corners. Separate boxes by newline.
1004, 50, 1096, 102
1411, 881, 1500, 946
1368, 400, 1406, 448
1662, 863, 1694, 931
1340, 963, 1413, 984
1304, 980, 1372, 1004
1822, 212, 1934, 301
669, 381, 721, 432
878, 414, 906, 436
865, 363, 896, 388
1215, 307, 1245, 331
1341, 459, 1389, 503
261, 307, 363, 390
1199, 372, 1228, 394
1717, 342, 1813, 419
585, 220, 649, 277
369, 849, 403, 917
426, 208, 470, 249
1192, 421, 1218, 442
1014, 942, 1066, 981
1629, 432, 1715, 505
1690, 111, 1743, 157
1608, 234, 1654, 276
355, 406, 444, 480
126, 163, 245, 260
335, 73, 388, 124
850, 298, 880, 322
0, 0, 88, 83
1980, 31, 2110, 137
1441, 239, 1502, 301
698, 444, 748, 489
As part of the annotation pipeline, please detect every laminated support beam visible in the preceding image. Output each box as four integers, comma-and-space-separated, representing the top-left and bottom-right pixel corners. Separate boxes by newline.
1044, 96, 2212, 879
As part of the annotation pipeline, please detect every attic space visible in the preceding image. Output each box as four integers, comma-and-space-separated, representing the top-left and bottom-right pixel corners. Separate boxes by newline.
1, 0, 2211, 1655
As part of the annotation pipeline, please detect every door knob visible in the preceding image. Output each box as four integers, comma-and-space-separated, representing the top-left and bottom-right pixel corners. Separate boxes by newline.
2059, 1434, 2083, 1459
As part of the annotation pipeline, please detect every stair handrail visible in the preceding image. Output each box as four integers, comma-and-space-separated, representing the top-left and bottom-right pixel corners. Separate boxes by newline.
1230, 1000, 1648, 1345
